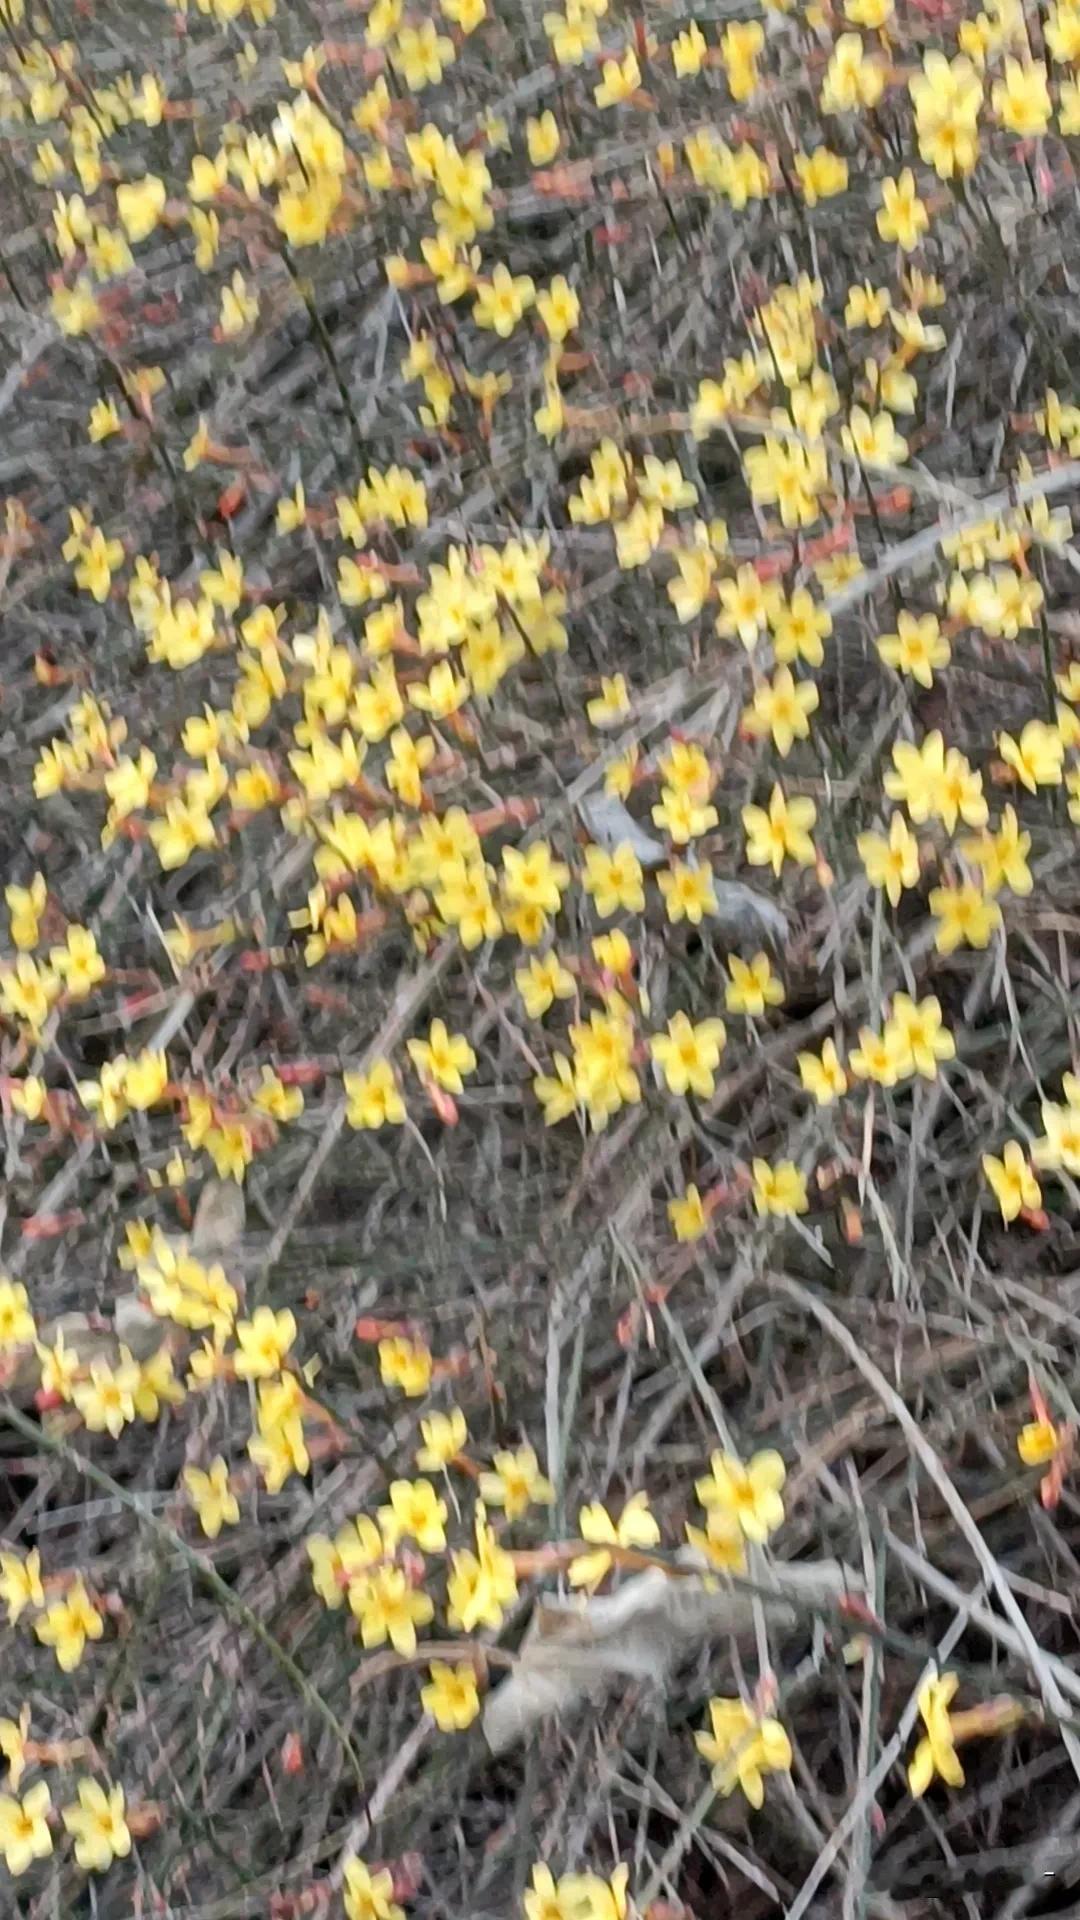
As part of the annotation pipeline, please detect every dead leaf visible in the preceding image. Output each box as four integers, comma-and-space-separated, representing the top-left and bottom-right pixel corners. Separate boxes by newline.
482, 1554, 858, 1752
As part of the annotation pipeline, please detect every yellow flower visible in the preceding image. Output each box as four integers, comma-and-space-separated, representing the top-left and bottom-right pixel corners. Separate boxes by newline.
998, 720, 1064, 791
822, 37, 886, 115
586, 673, 631, 727
742, 784, 816, 873
696, 1447, 786, 1541
251, 1068, 304, 1124
62, 1778, 131, 1873
876, 611, 950, 687
472, 262, 535, 335
752, 1159, 808, 1218
447, 1506, 518, 1631
393, 19, 455, 90
344, 1060, 406, 1130
798, 1038, 848, 1105
650, 1013, 727, 1098
657, 860, 717, 924
52, 276, 101, 335
794, 146, 848, 205
116, 173, 166, 241
351, 1564, 434, 1654
845, 280, 891, 328
11, 1076, 47, 1122
34, 1579, 104, 1671
884, 731, 986, 830
515, 952, 575, 1019
1033, 1094, 1080, 1173
593, 929, 633, 975
88, 396, 121, 442
848, 1024, 909, 1088
569, 1491, 660, 1590
379, 1477, 448, 1552
276, 481, 306, 534
34, 1329, 77, 1399
0, 1781, 53, 1876
49, 924, 106, 999
248, 1410, 310, 1492
908, 1672, 964, 1796
407, 1019, 476, 1093
560, 1866, 630, 1920
416, 1408, 468, 1471
121, 1048, 169, 1109
343, 1855, 405, 1920
581, 842, 645, 917
379, 1335, 434, 1398
502, 842, 570, 914
982, 1142, 1040, 1222
673, 22, 708, 76
234, 1306, 296, 1379
1017, 1416, 1059, 1466
544, 5, 601, 64
595, 45, 641, 105
537, 273, 580, 342
526, 111, 561, 165
651, 785, 718, 843
771, 588, 831, 667
928, 882, 1002, 954
742, 666, 819, 756
886, 994, 956, 1079
668, 1184, 709, 1241
876, 170, 929, 250
479, 1444, 555, 1518
639, 455, 698, 513
992, 56, 1051, 135
725, 951, 784, 1016
5, 872, 46, 950
695, 1697, 793, 1807
0, 1706, 30, 1790
306, 1519, 384, 1609
0, 1278, 35, 1350
524, 1863, 582, 1920
0, 1549, 43, 1625
842, 407, 909, 468
72, 1354, 140, 1436
421, 1660, 481, 1732
716, 564, 783, 648
685, 1504, 747, 1572
857, 814, 920, 906
0, 954, 60, 1036
184, 1457, 240, 1538
220, 269, 259, 337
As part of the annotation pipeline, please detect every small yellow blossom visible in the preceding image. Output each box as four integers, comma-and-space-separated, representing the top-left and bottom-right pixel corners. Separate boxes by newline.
421, 1660, 480, 1731
407, 1019, 476, 1093
379, 1335, 433, 1398
650, 1013, 727, 1098
479, 1444, 554, 1519
725, 952, 784, 1016
62, 1778, 131, 1872
752, 1159, 808, 1218
908, 1672, 964, 1796
0, 1781, 53, 1877
344, 1060, 406, 1130
1018, 1416, 1059, 1466
798, 1038, 848, 1105
982, 1142, 1041, 1222
668, 1184, 709, 1241
184, 1457, 240, 1538
569, 1492, 660, 1590
695, 1697, 793, 1807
